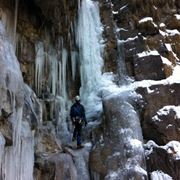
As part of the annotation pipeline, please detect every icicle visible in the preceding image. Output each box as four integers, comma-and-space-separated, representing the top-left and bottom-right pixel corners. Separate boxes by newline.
50, 49, 58, 96
0, 133, 5, 176
58, 61, 62, 96
3, 107, 23, 180
20, 121, 34, 180
71, 51, 77, 81
61, 48, 68, 99
13, 0, 19, 47
35, 42, 45, 96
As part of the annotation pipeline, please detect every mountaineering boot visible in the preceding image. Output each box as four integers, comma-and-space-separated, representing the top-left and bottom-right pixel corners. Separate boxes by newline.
77, 144, 84, 149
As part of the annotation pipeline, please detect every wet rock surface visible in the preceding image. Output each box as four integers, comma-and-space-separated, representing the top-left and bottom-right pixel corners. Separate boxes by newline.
90, 95, 147, 179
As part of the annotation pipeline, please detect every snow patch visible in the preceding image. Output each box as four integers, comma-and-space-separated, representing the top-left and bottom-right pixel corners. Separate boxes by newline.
151, 171, 173, 180
161, 56, 172, 66
119, 36, 138, 43
147, 87, 155, 94
163, 141, 180, 160
112, 11, 118, 14
152, 106, 180, 122
139, 17, 153, 24
166, 124, 173, 129
166, 29, 180, 36
137, 50, 159, 58
130, 139, 142, 149
175, 14, 180, 20
138, 17, 158, 27
159, 23, 165, 27
145, 140, 180, 160
159, 30, 167, 36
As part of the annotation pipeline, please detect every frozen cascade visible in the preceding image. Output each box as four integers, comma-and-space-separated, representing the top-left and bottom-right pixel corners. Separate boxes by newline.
60, 48, 68, 99
35, 42, 46, 97
117, 39, 129, 85
71, 51, 78, 81
0, 20, 34, 180
4, 108, 34, 180
76, 0, 104, 118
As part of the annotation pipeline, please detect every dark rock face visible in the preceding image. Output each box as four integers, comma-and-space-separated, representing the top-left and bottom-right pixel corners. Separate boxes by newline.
99, 1, 118, 73
137, 19, 159, 36
136, 83, 180, 144
0, 111, 12, 146
134, 54, 166, 80
108, 2, 180, 180
110, 0, 180, 80
144, 141, 180, 180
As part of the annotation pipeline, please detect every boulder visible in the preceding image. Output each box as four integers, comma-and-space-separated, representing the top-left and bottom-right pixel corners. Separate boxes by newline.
144, 140, 180, 180
134, 54, 166, 80
35, 122, 62, 154
34, 152, 77, 180
137, 19, 159, 36
136, 83, 180, 144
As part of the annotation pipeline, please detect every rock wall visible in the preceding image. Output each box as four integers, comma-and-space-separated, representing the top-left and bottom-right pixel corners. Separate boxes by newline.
107, 0, 180, 179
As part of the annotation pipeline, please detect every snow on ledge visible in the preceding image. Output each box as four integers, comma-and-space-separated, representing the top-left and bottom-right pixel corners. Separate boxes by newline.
163, 141, 180, 160
166, 29, 180, 36
159, 23, 166, 27
175, 14, 180, 20
161, 56, 172, 66
145, 140, 180, 160
112, 11, 118, 14
137, 50, 159, 58
152, 105, 180, 122
139, 17, 153, 24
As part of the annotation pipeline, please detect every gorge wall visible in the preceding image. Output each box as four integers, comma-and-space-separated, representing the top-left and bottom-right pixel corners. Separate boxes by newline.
0, 0, 180, 179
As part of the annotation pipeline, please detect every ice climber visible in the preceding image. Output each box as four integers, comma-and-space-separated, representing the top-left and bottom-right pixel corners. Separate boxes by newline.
70, 95, 87, 149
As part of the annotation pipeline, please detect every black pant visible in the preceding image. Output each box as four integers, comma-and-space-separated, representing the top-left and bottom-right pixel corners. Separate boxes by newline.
73, 123, 82, 145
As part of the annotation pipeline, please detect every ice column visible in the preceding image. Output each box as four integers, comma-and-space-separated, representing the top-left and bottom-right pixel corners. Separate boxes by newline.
35, 42, 45, 96
77, 0, 104, 116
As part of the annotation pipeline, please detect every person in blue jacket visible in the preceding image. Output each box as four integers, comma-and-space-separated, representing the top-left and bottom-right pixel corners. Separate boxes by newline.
70, 95, 87, 148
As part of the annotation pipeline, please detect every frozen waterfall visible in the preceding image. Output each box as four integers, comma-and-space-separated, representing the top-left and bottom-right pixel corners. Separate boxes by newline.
76, 0, 105, 119
0, 19, 34, 180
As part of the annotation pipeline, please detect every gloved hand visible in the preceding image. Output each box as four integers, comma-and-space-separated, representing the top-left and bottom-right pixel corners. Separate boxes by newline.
72, 118, 75, 125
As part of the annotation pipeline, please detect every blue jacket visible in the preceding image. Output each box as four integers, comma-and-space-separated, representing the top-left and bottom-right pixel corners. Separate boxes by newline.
70, 102, 86, 121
